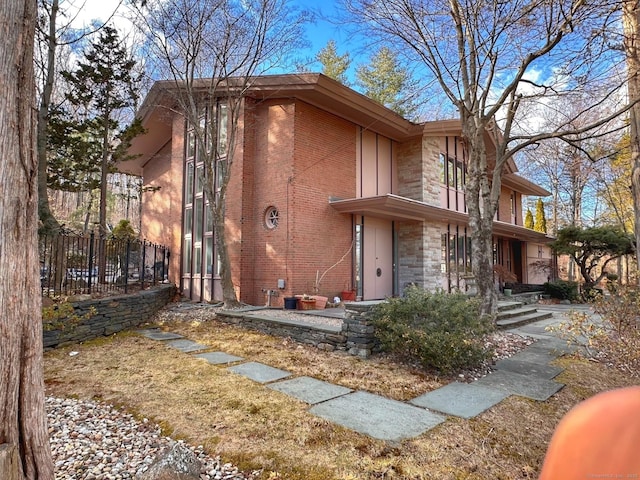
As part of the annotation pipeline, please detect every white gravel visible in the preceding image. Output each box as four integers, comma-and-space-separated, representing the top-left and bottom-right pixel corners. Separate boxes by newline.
47, 396, 259, 480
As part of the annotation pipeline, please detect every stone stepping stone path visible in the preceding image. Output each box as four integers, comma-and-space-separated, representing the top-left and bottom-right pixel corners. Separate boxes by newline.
267, 376, 352, 405
310, 391, 446, 442
475, 370, 564, 402
195, 351, 244, 365
165, 339, 210, 353
137, 329, 184, 341
135, 326, 567, 441
227, 362, 292, 384
410, 382, 510, 419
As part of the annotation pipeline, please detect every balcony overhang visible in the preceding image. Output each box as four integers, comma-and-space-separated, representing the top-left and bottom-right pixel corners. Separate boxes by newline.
329, 194, 553, 243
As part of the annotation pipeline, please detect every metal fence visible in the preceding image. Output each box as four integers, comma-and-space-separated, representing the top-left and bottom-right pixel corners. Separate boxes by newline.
40, 231, 170, 297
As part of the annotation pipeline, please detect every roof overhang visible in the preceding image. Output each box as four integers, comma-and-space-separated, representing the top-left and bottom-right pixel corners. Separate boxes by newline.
329, 194, 553, 243
121, 73, 424, 175
503, 173, 551, 197
422, 119, 520, 175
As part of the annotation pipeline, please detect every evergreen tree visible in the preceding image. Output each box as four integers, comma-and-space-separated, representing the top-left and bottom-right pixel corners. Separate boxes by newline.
355, 46, 419, 119
316, 40, 351, 84
534, 198, 547, 233
525, 208, 534, 229
60, 25, 143, 236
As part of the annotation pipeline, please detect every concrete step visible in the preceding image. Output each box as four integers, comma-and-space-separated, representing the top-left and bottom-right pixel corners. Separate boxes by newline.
497, 301, 524, 312
497, 306, 540, 321
496, 310, 554, 330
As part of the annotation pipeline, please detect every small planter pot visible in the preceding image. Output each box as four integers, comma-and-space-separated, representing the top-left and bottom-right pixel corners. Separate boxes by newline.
298, 298, 316, 310
341, 290, 356, 301
284, 297, 298, 310
314, 295, 328, 309
503, 288, 513, 297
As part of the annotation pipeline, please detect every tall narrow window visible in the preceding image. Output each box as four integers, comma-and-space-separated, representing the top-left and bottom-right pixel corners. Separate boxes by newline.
218, 103, 228, 154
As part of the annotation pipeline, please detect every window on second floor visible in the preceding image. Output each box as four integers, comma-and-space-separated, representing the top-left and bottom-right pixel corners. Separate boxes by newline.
439, 153, 466, 191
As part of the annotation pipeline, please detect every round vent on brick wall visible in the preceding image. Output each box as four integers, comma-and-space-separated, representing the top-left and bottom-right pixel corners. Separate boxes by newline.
264, 206, 279, 229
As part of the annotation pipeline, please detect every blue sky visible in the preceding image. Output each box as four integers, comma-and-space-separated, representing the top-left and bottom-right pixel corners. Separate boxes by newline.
72, 0, 359, 70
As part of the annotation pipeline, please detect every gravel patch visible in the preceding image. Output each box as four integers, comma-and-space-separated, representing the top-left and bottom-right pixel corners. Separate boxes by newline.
47, 396, 259, 480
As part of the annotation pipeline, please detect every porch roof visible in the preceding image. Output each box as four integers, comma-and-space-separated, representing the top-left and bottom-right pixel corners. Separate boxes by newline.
329, 194, 553, 243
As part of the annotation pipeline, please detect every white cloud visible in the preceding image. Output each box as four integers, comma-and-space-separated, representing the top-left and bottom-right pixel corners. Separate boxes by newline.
63, 0, 133, 34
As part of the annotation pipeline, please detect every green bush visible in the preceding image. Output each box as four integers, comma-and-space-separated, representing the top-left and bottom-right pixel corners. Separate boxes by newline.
370, 287, 495, 374
543, 280, 579, 301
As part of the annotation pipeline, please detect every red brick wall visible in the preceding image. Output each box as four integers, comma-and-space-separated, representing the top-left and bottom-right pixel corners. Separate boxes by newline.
233, 98, 357, 305
288, 101, 357, 300
141, 114, 184, 286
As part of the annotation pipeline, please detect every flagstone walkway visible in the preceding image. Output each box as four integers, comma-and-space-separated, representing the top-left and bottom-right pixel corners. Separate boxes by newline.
136, 307, 576, 442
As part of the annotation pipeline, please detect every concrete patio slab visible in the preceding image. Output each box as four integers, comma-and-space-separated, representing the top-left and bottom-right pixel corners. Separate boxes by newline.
475, 370, 564, 401
136, 329, 184, 341
194, 351, 244, 365
409, 382, 509, 419
532, 338, 577, 356
507, 348, 557, 365
165, 339, 210, 353
267, 376, 352, 404
309, 391, 446, 441
227, 362, 291, 384
495, 358, 564, 380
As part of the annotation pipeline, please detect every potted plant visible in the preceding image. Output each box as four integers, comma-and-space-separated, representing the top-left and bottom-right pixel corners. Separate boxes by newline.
493, 264, 517, 295
341, 282, 356, 301
298, 294, 316, 310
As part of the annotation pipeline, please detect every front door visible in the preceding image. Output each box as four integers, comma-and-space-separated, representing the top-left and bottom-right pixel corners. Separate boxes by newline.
362, 217, 393, 300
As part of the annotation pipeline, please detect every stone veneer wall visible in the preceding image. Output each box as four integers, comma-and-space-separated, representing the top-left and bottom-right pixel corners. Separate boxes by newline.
216, 301, 381, 358
397, 221, 445, 292
43, 284, 176, 349
395, 135, 446, 292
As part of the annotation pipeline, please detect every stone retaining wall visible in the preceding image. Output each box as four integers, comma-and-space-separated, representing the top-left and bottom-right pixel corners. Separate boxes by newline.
216, 301, 381, 358
43, 284, 176, 349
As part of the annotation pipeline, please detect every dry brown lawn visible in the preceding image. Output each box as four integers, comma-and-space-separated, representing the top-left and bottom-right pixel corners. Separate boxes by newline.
44, 314, 637, 480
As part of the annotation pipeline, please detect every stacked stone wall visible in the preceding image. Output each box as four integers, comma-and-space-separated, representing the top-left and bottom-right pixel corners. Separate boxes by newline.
215, 302, 381, 358
43, 285, 176, 349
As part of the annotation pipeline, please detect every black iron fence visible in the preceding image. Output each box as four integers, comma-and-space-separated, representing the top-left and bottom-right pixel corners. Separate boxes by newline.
40, 231, 170, 297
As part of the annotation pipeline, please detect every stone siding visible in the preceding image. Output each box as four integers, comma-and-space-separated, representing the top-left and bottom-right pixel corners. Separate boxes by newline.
43, 285, 176, 349
398, 221, 445, 292
216, 302, 380, 358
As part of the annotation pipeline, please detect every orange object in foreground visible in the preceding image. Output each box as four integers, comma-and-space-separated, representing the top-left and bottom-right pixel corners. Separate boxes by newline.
539, 386, 640, 480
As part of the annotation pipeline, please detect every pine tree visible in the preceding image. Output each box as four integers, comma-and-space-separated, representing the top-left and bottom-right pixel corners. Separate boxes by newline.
316, 40, 351, 85
534, 198, 547, 233
355, 46, 418, 118
59, 26, 143, 236
525, 208, 534, 229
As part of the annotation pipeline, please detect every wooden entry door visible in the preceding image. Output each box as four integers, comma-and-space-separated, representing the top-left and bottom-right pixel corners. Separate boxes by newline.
362, 218, 393, 300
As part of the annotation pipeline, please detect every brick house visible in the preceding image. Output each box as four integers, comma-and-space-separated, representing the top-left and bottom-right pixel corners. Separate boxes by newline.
120, 73, 552, 305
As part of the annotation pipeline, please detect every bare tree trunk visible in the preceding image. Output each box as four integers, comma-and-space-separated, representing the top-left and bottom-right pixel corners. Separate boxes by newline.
624, 0, 640, 283
463, 120, 499, 317
0, 1, 55, 479
36, 0, 61, 236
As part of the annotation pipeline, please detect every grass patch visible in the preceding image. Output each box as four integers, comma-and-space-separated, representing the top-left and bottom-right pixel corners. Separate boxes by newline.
44, 313, 638, 479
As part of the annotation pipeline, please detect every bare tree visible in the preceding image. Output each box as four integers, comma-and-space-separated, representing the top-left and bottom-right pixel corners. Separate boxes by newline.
623, 0, 640, 280
342, 0, 630, 315
132, 0, 307, 307
0, 1, 55, 479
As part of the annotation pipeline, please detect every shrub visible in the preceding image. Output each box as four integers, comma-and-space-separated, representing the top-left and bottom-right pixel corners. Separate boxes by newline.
370, 287, 495, 374
544, 280, 579, 301
548, 284, 640, 377
42, 301, 96, 331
